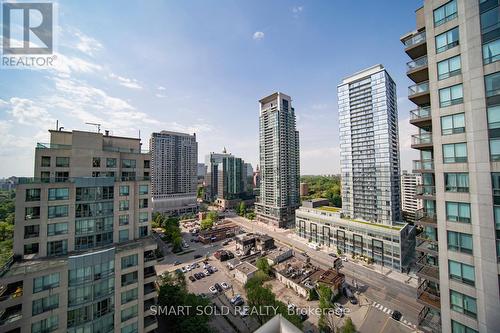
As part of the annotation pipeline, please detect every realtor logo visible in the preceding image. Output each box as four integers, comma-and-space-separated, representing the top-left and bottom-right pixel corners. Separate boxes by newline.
2, 2, 53, 54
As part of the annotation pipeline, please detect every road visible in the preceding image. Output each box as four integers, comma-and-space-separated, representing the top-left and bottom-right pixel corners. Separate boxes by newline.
226, 215, 421, 327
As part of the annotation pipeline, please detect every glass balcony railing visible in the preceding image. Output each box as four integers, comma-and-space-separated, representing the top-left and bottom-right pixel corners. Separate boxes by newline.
413, 159, 434, 171
411, 133, 433, 145
36, 142, 72, 149
416, 185, 436, 196
409, 81, 430, 96
415, 208, 437, 223
407, 55, 428, 71
410, 106, 431, 120
404, 30, 426, 48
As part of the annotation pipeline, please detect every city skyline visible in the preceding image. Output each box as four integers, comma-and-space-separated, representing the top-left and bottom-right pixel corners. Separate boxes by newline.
0, 0, 422, 178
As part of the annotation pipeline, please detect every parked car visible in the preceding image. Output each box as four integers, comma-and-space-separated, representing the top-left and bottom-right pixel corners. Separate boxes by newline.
349, 297, 358, 305
222, 240, 229, 246
204, 269, 211, 275
188, 276, 196, 282
233, 298, 244, 306
181, 267, 187, 273
230, 294, 242, 304
173, 260, 181, 265
328, 253, 337, 258
299, 312, 309, 322
209, 286, 217, 294
194, 254, 203, 259
211, 266, 218, 272
214, 283, 223, 292
221, 282, 229, 289
392, 310, 402, 321
238, 307, 249, 317
287, 303, 296, 311
341, 256, 348, 262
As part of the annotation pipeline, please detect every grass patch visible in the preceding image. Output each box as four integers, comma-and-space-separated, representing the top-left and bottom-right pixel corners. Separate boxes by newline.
318, 206, 341, 213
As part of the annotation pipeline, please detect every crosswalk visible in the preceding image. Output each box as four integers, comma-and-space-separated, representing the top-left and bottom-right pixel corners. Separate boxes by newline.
371, 302, 417, 330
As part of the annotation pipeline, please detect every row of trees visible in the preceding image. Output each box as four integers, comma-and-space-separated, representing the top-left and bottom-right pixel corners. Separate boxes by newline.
0, 190, 15, 266
152, 213, 184, 252
300, 175, 342, 208
200, 211, 219, 230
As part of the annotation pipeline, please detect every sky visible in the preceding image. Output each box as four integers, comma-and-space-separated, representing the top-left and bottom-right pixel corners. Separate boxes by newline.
0, 0, 422, 177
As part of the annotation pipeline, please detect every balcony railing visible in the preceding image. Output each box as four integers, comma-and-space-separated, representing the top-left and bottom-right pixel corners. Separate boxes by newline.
410, 106, 431, 120
413, 159, 434, 172
416, 255, 439, 282
416, 185, 436, 196
409, 81, 429, 96
411, 133, 433, 145
417, 280, 441, 309
404, 30, 426, 48
36, 143, 72, 149
415, 208, 437, 223
417, 238, 439, 254
407, 55, 428, 71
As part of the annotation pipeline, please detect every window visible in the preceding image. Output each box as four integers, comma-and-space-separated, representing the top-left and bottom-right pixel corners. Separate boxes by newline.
76, 202, 114, 218
492, 173, 500, 200
119, 229, 129, 242
443, 143, 467, 163
106, 158, 116, 168
24, 243, 39, 255
490, 138, 500, 161
41, 171, 50, 182
121, 254, 138, 269
139, 212, 149, 223
139, 226, 148, 237
121, 322, 138, 333
121, 304, 138, 322
119, 215, 129, 226
121, 271, 138, 286
139, 185, 148, 195
76, 186, 114, 201
122, 159, 136, 168
121, 171, 136, 181
31, 315, 58, 333
55, 157, 69, 167
92, 157, 101, 167
437, 55, 461, 80
48, 205, 68, 218
139, 198, 148, 209
446, 201, 471, 223
441, 113, 465, 135
439, 84, 463, 107
55, 171, 69, 182
436, 27, 459, 53
120, 185, 130, 196
25, 206, 40, 219
450, 290, 477, 318
434, 0, 457, 26
41, 156, 51, 167
47, 222, 68, 236
488, 105, 500, 129
48, 188, 69, 201
449, 260, 475, 285
451, 320, 478, 333
480, 6, 500, 35
445, 173, 469, 192
485, 72, 500, 97
448, 231, 473, 254
119, 200, 129, 211
26, 188, 41, 201
144, 160, 150, 168
483, 38, 500, 64
32, 294, 59, 315
121, 288, 138, 304
24, 225, 39, 239
47, 240, 68, 256
33, 273, 60, 293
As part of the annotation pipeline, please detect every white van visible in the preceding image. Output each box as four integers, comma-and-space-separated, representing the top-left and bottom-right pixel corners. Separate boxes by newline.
307, 243, 319, 251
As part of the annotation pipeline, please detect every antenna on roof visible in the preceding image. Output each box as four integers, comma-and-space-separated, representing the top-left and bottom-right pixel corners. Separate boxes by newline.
86, 122, 101, 133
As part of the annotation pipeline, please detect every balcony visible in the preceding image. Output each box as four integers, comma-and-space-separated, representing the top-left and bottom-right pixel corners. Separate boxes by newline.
416, 237, 439, 255
403, 30, 427, 59
416, 255, 439, 283
418, 306, 441, 333
410, 107, 432, 127
407, 55, 429, 83
408, 81, 430, 105
144, 298, 156, 312
411, 133, 433, 150
416, 185, 436, 199
144, 267, 156, 279
36, 142, 72, 150
413, 159, 434, 173
0, 281, 23, 302
417, 281, 441, 310
0, 304, 22, 326
144, 315, 157, 331
144, 249, 163, 263
144, 282, 156, 296
415, 208, 437, 227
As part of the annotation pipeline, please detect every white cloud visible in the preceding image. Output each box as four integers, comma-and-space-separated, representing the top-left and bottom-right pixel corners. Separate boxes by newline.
51, 53, 103, 76
3, 97, 55, 127
109, 73, 143, 90
292, 6, 303, 13
73, 30, 103, 57
252, 31, 265, 40
157, 86, 166, 91
155, 93, 166, 98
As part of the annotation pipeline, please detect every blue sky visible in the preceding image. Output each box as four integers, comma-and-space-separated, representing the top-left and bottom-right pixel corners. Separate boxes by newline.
0, 0, 422, 177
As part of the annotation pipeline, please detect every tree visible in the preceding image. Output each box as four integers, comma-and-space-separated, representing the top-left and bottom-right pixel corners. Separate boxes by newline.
206, 211, 218, 222
200, 218, 214, 230
245, 212, 256, 220
256, 257, 271, 277
237, 201, 246, 216
340, 317, 356, 333
172, 236, 183, 253
197, 186, 205, 199
317, 283, 333, 332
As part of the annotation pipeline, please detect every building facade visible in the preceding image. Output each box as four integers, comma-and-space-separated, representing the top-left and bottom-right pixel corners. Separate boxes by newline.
338, 65, 402, 225
205, 150, 246, 202
0, 130, 159, 333
150, 131, 198, 216
255, 92, 300, 228
295, 201, 414, 271
401, 170, 424, 223
402, 1, 500, 332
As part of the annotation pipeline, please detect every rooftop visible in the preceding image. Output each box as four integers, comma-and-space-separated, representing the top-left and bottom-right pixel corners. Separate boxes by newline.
339, 64, 385, 85
235, 261, 258, 275
317, 206, 341, 213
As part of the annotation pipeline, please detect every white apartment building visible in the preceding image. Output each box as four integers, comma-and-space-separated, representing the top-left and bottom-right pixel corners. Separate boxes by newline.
401, 170, 424, 223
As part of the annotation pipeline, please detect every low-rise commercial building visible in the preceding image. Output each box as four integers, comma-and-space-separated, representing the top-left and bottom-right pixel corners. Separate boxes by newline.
295, 200, 415, 272
266, 247, 293, 265
233, 262, 258, 285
